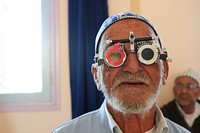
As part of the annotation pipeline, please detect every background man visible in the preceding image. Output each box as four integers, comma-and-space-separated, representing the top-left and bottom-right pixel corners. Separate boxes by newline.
162, 69, 200, 133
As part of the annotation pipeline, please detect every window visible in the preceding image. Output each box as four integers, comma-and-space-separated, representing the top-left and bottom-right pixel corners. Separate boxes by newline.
0, 0, 60, 111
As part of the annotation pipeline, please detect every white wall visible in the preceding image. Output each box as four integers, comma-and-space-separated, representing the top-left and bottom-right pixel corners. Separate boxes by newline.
139, 0, 200, 106
108, 0, 131, 15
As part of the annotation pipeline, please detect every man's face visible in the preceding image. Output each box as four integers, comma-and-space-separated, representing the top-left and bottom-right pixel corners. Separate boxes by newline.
93, 19, 168, 114
174, 76, 200, 107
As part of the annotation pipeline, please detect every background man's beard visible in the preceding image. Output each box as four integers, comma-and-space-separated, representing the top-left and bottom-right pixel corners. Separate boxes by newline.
176, 97, 192, 106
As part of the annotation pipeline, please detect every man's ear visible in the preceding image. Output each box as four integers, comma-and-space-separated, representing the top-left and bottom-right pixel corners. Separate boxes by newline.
91, 63, 101, 91
162, 61, 169, 85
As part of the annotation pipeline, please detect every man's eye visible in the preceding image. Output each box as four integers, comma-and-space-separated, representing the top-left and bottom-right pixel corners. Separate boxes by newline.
109, 51, 121, 62
187, 84, 198, 89
175, 84, 184, 89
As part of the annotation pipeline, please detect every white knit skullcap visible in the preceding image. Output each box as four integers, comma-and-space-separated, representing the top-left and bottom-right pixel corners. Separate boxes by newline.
176, 69, 200, 86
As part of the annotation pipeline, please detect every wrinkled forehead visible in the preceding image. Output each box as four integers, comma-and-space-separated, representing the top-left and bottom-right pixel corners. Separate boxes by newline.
101, 19, 156, 40
95, 12, 161, 55
175, 76, 199, 85
97, 19, 158, 53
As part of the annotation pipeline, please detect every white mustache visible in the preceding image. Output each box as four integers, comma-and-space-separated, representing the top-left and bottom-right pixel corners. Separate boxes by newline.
113, 72, 151, 88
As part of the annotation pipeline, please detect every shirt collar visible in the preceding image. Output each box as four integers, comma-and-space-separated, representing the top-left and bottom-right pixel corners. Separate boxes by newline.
104, 101, 123, 133
154, 106, 169, 133
104, 101, 169, 133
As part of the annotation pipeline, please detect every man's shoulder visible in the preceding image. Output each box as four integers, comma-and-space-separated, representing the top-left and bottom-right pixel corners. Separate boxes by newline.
52, 110, 100, 133
161, 100, 178, 115
165, 118, 191, 133
197, 99, 200, 104
52, 106, 111, 133
161, 99, 176, 109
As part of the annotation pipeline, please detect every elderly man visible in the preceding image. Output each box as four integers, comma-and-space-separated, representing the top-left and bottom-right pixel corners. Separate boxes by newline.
53, 12, 190, 133
162, 69, 200, 133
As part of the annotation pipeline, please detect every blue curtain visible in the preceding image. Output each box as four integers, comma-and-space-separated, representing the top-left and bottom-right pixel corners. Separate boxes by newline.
68, 0, 108, 118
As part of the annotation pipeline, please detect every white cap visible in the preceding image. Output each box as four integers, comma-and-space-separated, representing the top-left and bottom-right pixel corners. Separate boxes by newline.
176, 69, 200, 86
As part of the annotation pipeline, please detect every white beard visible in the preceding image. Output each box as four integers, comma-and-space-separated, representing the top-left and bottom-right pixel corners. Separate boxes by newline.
104, 81, 162, 115
97, 65, 164, 115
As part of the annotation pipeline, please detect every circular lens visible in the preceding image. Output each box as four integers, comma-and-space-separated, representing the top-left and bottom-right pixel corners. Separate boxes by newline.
137, 44, 159, 65
109, 51, 122, 62
141, 48, 154, 60
104, 43, 126, 67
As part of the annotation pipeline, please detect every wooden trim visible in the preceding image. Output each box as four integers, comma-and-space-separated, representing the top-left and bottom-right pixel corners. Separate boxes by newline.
131, 0, 140, 14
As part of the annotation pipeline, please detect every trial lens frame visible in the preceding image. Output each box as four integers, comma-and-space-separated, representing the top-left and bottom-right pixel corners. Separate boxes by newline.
95, 31, 170, 67
105, 32, 159, 51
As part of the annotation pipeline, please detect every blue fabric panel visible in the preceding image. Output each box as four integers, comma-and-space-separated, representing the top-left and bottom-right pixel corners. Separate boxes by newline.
68, 0, 108, 118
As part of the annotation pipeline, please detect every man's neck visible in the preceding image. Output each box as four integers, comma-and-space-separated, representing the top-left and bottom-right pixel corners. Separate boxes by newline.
107, 103, 156, 133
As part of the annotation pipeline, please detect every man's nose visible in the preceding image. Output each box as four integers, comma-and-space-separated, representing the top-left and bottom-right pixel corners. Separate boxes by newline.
122, 53, 142, 73
181, 87, 189, 93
